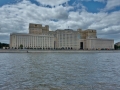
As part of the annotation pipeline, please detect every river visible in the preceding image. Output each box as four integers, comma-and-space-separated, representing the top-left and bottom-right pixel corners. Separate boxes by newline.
0, 52, 120, 90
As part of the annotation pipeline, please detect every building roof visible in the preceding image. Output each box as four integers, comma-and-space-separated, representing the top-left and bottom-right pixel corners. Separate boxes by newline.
10, 33, 54, 37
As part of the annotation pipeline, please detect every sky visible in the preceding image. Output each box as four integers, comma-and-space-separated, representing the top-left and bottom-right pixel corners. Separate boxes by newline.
0, 0, 120, 43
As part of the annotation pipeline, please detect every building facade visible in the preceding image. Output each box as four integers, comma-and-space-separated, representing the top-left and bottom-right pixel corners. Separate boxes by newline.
54, 29, 80, 49
86, 38, 114, 50
10, 33, 54, 49
10, 23, 114, 50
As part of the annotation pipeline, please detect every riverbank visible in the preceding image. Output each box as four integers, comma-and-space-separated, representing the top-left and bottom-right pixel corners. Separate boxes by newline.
0, 49, 120, 53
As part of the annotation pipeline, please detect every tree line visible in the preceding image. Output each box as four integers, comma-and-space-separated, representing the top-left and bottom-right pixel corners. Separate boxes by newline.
114, 45, 120, 50
0, 42, 9, 48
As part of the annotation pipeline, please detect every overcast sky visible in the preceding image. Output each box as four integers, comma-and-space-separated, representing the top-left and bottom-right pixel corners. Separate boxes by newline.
0, 0, 120, 43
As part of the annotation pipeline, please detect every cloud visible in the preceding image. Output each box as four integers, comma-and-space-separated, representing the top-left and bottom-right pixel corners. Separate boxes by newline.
0, 0, 71, 32
88, 11, 120, 34
0, 0, 120, 43
0, 0, 73, 43
36, 0, 69, 6
80, 0, 105, 2
102, 25, 120, 34
0, 34, 9, 43
103, 0, 120, 11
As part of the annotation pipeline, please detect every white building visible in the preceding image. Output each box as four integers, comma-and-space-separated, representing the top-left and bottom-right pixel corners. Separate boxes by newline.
55, 29, 80, 49
86, 38, 114, 50
10, 23, 114, 50
10, 33, 54, 49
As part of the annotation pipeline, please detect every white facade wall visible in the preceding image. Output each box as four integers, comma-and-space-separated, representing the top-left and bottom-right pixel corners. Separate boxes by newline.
86, 38, 114, 50
10, 33, 54, 49
10, 29, 114, 50
55, 30, 80, 49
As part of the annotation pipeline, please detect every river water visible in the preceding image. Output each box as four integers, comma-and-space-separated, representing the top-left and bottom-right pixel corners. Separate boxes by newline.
0, 52, 120, 90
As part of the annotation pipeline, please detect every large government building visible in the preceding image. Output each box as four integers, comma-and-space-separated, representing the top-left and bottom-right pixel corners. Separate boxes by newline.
10, 23, 114, 50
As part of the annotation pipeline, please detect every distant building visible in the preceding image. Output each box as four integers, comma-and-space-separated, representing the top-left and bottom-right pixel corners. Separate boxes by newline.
10, 23, 114, 50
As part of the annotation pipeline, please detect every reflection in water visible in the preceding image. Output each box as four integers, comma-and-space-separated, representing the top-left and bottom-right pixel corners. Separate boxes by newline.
0, 52, 120, 90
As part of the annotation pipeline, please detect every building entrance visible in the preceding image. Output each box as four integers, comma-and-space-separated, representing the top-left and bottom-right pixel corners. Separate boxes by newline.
80, 42, 83, 49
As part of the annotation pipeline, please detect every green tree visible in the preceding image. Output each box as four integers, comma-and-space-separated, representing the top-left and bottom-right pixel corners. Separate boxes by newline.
0, 42, 9, 48
20, 44, 23, 49
118, 46, 120, 49
114, 45, 120, 50
0, 42, 1, 48
114, 45, 118, 50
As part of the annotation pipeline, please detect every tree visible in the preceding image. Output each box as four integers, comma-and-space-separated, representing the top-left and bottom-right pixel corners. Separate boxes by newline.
118, 46, 120, 49
20, 44, 23, 49
0, 42, 9, 48
0, 42, 1, 48
114, 45, 120, 50
114, 45, 117, 50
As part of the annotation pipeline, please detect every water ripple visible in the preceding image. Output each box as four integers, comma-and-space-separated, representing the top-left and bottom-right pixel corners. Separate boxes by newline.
0, 52, 120, 90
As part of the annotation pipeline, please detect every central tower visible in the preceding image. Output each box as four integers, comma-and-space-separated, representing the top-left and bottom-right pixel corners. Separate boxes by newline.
29, 23, 49, 34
